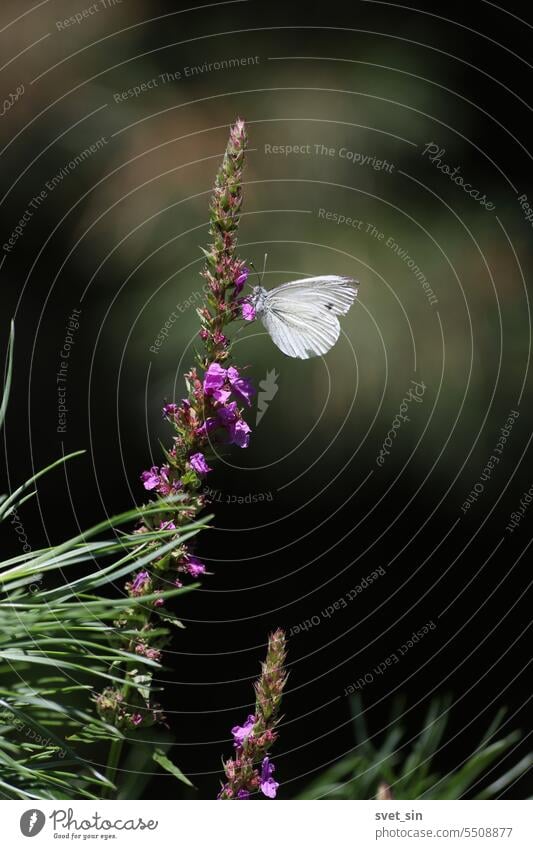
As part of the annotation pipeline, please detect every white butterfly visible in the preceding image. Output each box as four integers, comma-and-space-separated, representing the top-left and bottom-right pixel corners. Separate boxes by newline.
249, 275, 359, 359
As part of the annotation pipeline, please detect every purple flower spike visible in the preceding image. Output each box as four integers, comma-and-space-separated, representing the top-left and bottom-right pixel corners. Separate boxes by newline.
260, 757, 279, 799
231, 714, 256, 747
236, 789, 250, 799
131, 713, 143, 727
242, 301, 256, 321
234, 267, 249, 294
189, 452, 212, 475
227, 366, 255, 406
141, 466, 160, 491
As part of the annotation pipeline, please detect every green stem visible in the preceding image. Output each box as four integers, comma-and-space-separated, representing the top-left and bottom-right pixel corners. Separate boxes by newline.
104, 737, 124, 799
103, 676, 131, 799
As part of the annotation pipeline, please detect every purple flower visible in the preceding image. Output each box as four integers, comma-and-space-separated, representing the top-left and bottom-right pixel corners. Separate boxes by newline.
231, 714, 255, 747
234, 267, 249, 294
162, 403, 179, 419
203, 362, 227, 395
189, 452, 212, 475
141, 466, 160, 491
227, 366, 254, 406
212, 387, 232, 404
157, 465, 181, 496
185, 555, 206, 577
203, 362, 232, 403
196, 416, 217, 438
130, 713, 143, 727
217, 401, 238, 427
230, 419, 251, 448
204, 361, 254, 410
217, 403, 252, 448
242, 301, 256, 321
236, 789, 250, 799
260, 757, 279, 799
131, 570, 150, 593
159, 520, 176, 531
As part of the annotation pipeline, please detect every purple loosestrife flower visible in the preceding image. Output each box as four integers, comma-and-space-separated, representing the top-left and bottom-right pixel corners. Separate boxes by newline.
196, 416, 217, 438
159, 520, 176, 531
260, 757, 279, 799
230, 419, 251, 448
217, 401, 238, 424
185, 555, 206, 577
234, 267, 249, 293
131, 571, 150, 590
232, 714, 256, 747
162, 403, 179, 419
217, 402, 252, 447
203, 362, 230, 403
219, 630, 287, 800
204, 363, 254, 408
189, 452, 212, 475
227, 366, 254, 406
141, 466, 160, 491
126, 570, 152, 598
97, 119, 262, 768
140, 464, 181, 496
242, 301, 256, 321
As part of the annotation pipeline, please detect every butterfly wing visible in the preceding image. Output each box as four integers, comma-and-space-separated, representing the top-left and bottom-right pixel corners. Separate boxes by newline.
261, 275, 358, 359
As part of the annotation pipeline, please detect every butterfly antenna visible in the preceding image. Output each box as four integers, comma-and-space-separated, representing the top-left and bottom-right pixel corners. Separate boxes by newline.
261, 252, 268, 284
247, 261, 261, 290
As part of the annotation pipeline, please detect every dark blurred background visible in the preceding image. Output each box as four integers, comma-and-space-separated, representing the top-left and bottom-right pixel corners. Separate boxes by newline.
1, 0, 532, 798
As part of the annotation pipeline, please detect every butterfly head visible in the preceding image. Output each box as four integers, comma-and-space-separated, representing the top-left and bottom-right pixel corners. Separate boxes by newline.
249, 285, 268, 315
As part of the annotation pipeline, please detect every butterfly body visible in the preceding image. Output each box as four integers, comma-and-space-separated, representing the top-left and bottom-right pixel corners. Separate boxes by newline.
249, 275, 358, 359
250, 285, 269, 315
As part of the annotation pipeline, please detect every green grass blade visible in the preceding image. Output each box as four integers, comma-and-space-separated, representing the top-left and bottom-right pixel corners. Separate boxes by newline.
0, 320, 14, 431
0, 450, 85, 522
153, 748, 194, 788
